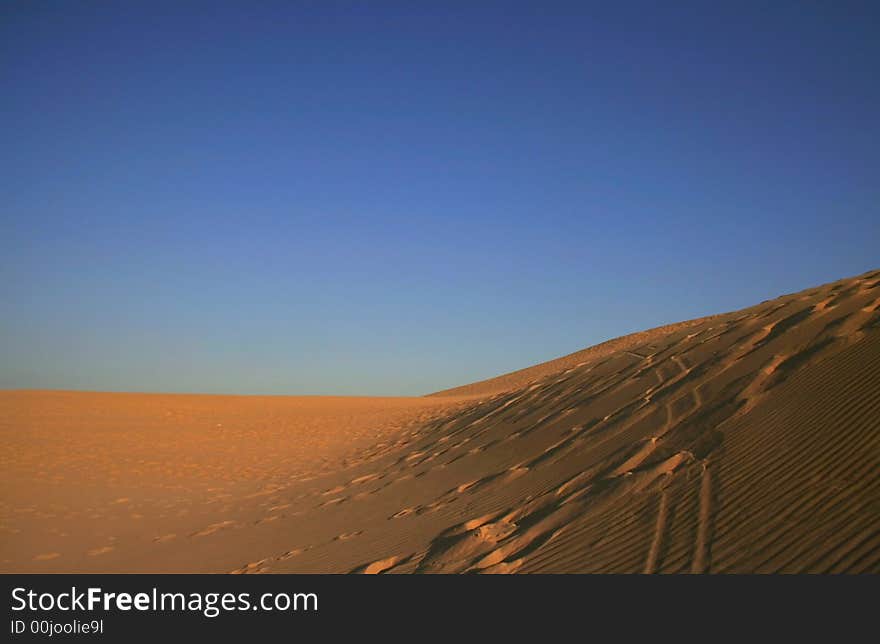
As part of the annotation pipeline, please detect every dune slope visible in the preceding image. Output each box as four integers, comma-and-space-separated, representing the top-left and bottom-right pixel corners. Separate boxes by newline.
2, 269, 879, 573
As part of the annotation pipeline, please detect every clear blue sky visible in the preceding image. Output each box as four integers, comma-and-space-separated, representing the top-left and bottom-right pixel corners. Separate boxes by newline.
2, 2, 878, 395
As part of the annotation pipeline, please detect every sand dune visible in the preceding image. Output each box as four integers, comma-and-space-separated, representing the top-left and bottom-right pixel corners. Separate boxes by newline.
2, 269, 879, 573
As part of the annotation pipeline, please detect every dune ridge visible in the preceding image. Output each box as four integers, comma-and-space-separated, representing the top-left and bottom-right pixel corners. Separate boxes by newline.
2, 269, 879, 573
428, 316, 719, 398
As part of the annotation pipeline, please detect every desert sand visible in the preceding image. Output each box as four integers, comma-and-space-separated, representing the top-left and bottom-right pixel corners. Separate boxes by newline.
2, 269, 879, 573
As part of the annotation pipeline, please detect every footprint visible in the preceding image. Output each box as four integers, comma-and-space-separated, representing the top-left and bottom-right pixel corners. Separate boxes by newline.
391, 507, 416, 519
278, 548, 304, 561
416, 519, 517, 573
153, 534, 177, 543
190, 520, 237, 538
231, 558, 270, 574
88, 546, 114, 556
351, 555, 403, 574
349, 473, 380, 485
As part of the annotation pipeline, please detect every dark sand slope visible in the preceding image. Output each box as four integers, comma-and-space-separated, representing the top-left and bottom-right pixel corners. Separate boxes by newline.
2, 269, 879, 573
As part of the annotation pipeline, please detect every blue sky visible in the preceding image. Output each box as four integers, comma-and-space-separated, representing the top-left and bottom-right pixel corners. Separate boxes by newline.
2, 2, 878, 395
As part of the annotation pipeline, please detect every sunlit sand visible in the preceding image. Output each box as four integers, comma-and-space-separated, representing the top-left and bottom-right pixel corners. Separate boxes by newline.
2, 269, 878, 573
